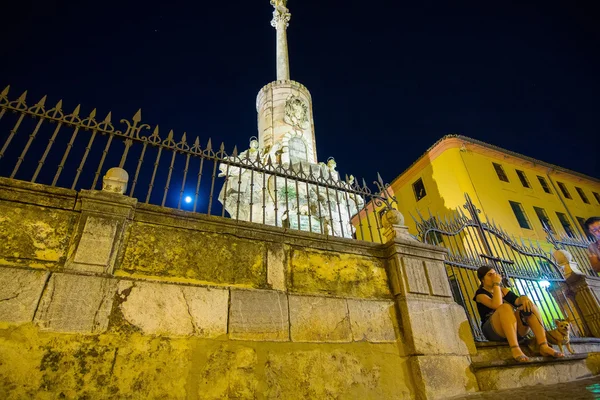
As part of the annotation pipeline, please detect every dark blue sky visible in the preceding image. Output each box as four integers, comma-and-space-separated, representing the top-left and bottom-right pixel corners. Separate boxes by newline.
1, 0, 598, 184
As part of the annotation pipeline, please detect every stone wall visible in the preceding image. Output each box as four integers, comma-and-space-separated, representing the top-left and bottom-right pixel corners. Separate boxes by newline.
0, 177, 476, 399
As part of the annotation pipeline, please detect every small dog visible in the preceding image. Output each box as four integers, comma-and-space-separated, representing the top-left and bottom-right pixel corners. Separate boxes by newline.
545, 319, 575, 354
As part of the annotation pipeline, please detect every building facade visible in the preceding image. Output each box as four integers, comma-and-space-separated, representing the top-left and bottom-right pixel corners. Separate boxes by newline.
360, 135, 600, 246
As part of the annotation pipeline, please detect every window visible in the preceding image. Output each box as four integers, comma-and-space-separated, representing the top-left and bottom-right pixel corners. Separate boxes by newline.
412, 178, 427, 201
289, 137, 308, 163
533, 207, 554, 233
509, 201, 532, 229
575, 187, 590, 204
515, 170, 531, 188
557, 182, 572, 199
556, 212, 575, 238
593, 192, 600, 205
537, 176, 552, 194
576, 217, 592, 239
493, 163, 509, 182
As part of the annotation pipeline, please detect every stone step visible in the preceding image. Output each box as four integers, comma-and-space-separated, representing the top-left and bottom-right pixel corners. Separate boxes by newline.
472, 337, 600, 364
473, 354, 592, 391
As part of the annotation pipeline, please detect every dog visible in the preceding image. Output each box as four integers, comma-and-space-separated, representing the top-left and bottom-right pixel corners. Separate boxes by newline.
545, 319, 575, 354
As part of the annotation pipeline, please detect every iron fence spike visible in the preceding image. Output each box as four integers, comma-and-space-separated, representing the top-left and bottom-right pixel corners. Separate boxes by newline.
17, 90, 28, 101
232, 145, 238, 157
89, 108, 97, 118
1, 85, 9, 96
219, 142, 225, 151
55, 99, 63, 109
103, 111, 112, 122
194, 136, 200, 146
167, 129, 174, 140
35, 95, 47, 106
181, 132, 187, 143
72, 104, 81, 115
133, 109, 142, 122
206, 138, 212, 150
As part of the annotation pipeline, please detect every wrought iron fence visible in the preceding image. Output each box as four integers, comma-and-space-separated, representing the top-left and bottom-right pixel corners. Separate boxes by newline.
546, 228, 597, 277
0, 86, 395, 241
413, 193, 590, 341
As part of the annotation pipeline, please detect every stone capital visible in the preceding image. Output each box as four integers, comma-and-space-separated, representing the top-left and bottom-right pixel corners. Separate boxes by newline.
271, 7, 291, 28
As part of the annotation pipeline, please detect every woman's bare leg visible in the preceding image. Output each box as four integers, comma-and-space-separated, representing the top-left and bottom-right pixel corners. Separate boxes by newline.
491, 303, 527, 359
519, 304, 564, 357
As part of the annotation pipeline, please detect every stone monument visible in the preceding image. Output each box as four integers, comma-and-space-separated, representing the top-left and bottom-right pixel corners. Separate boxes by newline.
219, 0, 363, 238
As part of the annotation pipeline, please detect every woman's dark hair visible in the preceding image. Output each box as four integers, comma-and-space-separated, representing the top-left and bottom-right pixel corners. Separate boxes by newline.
585, 217, 600, 231
477, 266, 492, 284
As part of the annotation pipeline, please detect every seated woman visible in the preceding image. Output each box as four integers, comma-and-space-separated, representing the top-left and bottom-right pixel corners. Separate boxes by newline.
473, 266, 564, 362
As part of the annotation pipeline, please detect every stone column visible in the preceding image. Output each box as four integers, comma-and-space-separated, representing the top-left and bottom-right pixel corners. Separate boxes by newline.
65, 168, 136, 275
384, 234, 478, 399
565, 273, 600, 337
271, 3, 291, 80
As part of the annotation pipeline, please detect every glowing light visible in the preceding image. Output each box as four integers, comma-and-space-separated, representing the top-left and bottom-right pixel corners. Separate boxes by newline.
185, 196, 192, 204
539, 280, 551, 289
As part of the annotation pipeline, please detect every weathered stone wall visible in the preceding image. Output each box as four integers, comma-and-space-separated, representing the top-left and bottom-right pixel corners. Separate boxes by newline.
0, 177, 429, 399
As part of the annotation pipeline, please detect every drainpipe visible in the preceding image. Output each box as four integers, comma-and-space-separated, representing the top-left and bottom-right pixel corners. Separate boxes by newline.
546, 168, 586, 238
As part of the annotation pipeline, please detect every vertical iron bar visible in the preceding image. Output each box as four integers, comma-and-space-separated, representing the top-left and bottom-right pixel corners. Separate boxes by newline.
314, 183, 324, 234
304, 180, 312, 233
220, 162, 231, 218
118, 139, 132, 168
334, 186, 345, 238
91, 134, 114, 190
283, 174, 289, 228
52, 126, 80, 186
32, 122, 63, 183
145, 147, 163, 204
193, 157, 205, 213
353, 193, 365, 241
177, 153, 191, 209
295, 174, 301, 230
249, 168, 255, 223
262, 171, 267, 224
235, 160, 244, 221
10, 117, 45, 178
71, 129, 98, 189
273, 175, 279, 227
0, 113, 26, 160
161, 150, 177, 207
207, 158, 218, 216
129, 142, 148, 197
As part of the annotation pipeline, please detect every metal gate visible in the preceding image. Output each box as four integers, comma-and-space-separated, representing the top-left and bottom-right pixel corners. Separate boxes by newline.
413, 193, 590, 341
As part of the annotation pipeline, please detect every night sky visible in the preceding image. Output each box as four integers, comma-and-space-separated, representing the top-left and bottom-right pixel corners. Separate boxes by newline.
1, 0, 598, 185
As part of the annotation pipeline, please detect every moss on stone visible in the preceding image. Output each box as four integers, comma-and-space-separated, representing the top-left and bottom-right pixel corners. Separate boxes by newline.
289, 248, 391, 299
117, 222, 267, 288
0, 202, 76, 268
0, 324, 411, 399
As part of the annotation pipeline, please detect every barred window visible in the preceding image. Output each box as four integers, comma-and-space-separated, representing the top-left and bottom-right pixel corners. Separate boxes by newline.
509, 201, 531, 229
533, 206, 554, 233
557, 182, 572, 199
515, 170, 531, 188
493, 163, 509, 182
556, 212, 575, 238
412, 178, 427, 201
575, 187, 590, 204
537, 176, 552, 194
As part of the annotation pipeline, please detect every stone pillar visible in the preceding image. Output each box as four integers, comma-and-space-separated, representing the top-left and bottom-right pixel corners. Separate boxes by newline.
65, 169, 136, 275
271, 3, 291, 81
384, 237, 478, 399
565, 273, 600, 337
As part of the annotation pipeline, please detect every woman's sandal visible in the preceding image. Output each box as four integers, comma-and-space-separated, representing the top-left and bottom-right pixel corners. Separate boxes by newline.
509, 345, 531, 363
539, 342, 565, 358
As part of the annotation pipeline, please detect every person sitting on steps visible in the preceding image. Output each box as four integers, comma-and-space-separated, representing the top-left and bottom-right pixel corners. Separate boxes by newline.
473, 265, 564, 362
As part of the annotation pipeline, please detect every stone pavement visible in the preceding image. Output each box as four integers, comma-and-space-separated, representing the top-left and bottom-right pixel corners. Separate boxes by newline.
448, 376, 600, 399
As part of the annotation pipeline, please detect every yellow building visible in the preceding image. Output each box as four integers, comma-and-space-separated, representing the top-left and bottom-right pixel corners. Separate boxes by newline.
356, 135, 600, 247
